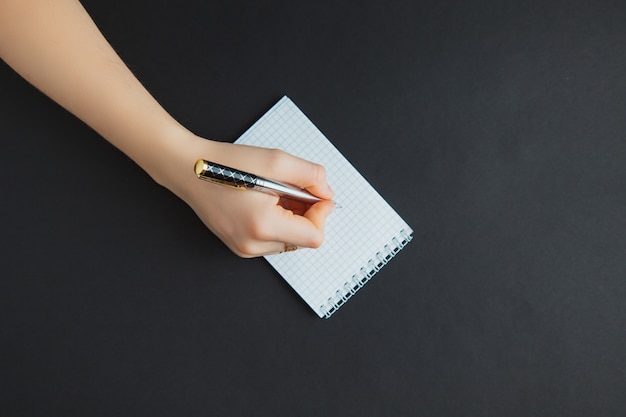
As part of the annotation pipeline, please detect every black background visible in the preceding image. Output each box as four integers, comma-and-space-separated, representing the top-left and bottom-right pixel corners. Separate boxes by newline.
1, 1, 625, 416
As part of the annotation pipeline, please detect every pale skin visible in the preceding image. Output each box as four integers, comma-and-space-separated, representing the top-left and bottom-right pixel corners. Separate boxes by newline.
0, 0, 335, 257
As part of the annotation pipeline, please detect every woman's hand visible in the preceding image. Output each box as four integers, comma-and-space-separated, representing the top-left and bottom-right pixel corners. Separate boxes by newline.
151, 134, 336, 257
0, 0, 335, 257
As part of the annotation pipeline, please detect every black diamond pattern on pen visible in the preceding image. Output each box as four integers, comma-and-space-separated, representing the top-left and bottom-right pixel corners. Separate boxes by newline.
207, 163, 257, 188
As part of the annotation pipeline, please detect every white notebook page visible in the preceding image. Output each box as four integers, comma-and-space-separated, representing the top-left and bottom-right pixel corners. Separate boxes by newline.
235, 96, 413, 318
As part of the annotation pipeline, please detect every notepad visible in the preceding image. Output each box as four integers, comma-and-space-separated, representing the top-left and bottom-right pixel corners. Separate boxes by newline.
235, 96, 413, 318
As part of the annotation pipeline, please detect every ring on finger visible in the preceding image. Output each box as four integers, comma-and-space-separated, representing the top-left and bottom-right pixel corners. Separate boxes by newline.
283, 243, 298, 253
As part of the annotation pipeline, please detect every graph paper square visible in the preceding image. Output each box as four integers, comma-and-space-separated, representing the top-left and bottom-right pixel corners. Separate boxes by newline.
235, 96, 413, 318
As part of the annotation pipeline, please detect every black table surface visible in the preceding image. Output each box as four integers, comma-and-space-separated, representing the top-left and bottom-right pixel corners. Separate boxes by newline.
1, 1, 625, 416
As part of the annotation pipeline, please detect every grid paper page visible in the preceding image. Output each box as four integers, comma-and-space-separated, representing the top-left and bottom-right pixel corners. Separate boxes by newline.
235, 96, 413, 318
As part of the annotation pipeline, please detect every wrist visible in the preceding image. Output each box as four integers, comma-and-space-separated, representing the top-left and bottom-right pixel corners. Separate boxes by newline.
141, 126, 217, 198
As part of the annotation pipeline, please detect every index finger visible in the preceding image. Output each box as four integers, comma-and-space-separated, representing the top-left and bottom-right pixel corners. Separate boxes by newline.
262, 150, 335, 200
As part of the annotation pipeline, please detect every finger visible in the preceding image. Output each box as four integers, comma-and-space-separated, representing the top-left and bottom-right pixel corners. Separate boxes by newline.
257, 242, 299, 257
302, 200, 336, 230
264, 150, 334, 200
269, 201, 335, 248
228, 240, 291, 258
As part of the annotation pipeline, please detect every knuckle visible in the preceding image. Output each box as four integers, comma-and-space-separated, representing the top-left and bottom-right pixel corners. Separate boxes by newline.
250, 222, 273, 241
265, 148, 288, 174
307, 232, 324, 249
310, 163, 326, 184
232, 240, 257, 258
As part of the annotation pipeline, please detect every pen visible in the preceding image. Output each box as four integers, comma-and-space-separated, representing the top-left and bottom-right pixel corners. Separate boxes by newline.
194, 159, 328, 204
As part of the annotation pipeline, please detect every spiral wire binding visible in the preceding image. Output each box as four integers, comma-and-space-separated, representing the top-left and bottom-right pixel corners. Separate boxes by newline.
319, 229, 413, 318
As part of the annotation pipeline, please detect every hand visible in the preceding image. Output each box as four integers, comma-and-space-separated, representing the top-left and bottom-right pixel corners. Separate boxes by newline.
0, 1, 336, 258
152, 133, 336, 257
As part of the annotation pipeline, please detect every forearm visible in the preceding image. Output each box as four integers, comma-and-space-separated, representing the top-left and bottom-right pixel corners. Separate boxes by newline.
0, 0, 190, 178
